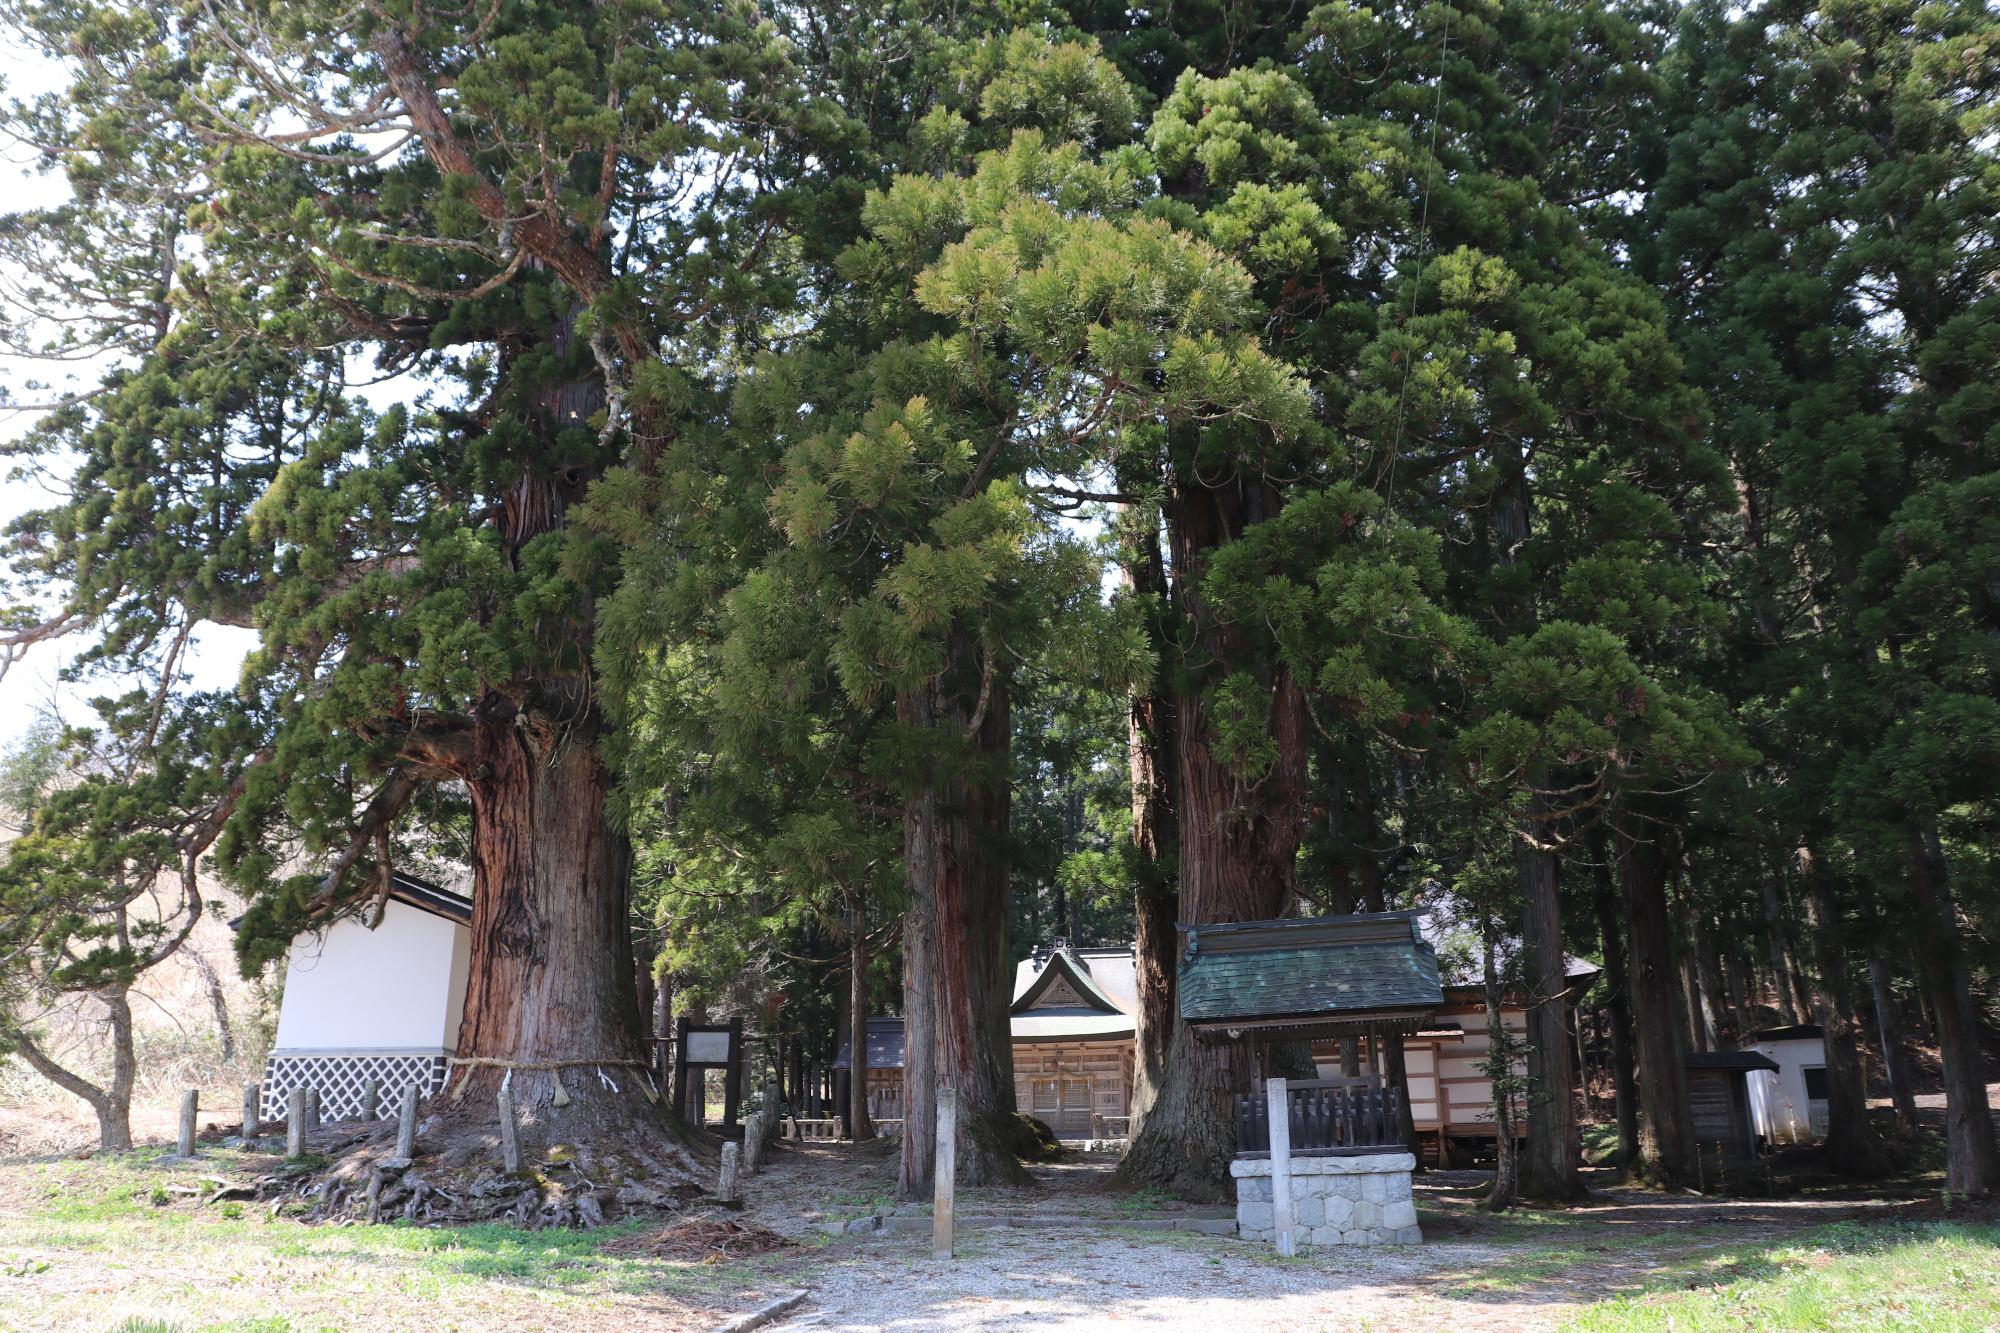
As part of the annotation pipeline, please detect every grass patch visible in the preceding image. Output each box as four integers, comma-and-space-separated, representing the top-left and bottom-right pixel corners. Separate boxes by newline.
0, 1150, 795, 1329
1566, 1219, 2000, 1331
1114, 1186, 1172, 1217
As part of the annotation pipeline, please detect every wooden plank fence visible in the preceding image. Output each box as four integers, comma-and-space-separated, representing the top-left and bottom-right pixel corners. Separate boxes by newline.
1235, 1079, 1405, 1157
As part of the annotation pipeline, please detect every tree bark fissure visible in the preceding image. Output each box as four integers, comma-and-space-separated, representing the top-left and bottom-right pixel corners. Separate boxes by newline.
1615, 814, 1697, 1187
897, 656, 1022, 1200
1117, 473, 1308, 1201
441, 693, 701, 1180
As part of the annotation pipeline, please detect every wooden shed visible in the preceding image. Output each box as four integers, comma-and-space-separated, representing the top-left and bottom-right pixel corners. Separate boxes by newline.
1686, 1050, 1780, 1162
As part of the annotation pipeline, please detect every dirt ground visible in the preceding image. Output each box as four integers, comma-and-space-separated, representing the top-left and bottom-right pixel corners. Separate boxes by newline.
726, 1137, 1947, 1333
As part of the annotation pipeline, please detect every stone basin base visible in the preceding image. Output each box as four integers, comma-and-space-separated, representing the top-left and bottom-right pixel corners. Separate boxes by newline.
1229, 1151, 1421, 1246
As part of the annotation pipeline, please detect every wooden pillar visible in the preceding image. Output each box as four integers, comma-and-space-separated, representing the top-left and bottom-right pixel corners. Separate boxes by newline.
496, 1085, 522, 1173
1267, 1076, 1297, 1257
933, 1086, 957, 1258
394, 1082, 419, 1160
672, 1015, 691, 1122
724, 1017, 744, 1129
177, 1090, 198, 1157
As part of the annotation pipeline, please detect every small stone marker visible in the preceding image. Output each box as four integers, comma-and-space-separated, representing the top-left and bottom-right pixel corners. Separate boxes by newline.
933, 1086, 956, 1259
1267, 1076, 1297, 1257
177, 1089, 198, 1157
496, 1085, 522, 1173
717, 1140, 741, 1203
361, 1076, 381, 1121
242, 1083, 261, 1141
304, 1085, 320, 1131
394, 1082, 419, 1161
286, 1086, 307, 1158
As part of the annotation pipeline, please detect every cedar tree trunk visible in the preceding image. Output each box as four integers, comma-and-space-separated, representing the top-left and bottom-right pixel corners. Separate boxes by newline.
1905, 818, 2000, 1196
1614, 814, 1697, 1186
1590, 836, 1641, 1168
1116, 473, 1308, 1201
847, 891, 874, 1142
1517, 806, 1583, 1203
1869, 953, 1920, 1138
1797, 844, 1890, 1177
1483, 926, 1520, 1212
1758, 874, 1803, 1028
897, 662, 1022, 1199
439, 693, 703, 1185
1128, 683, 1179, 1135
1119, 494, 1180, 1136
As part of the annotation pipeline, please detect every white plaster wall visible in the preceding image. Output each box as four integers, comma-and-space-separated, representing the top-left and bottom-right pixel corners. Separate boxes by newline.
273, 899, 471, 1053
1747, 1038, 1824, 1143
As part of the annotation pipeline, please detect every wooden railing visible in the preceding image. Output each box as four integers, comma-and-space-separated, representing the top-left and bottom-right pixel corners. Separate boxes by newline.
1235, 1079, 1406, 1157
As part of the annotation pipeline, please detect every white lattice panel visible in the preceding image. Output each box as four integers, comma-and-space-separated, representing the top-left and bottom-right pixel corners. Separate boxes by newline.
261, 1052, 447, 1124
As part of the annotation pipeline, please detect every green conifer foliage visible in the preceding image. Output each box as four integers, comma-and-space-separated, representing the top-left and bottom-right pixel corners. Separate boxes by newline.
0, 0, 816, 1191
1643, 0, 2000, 1195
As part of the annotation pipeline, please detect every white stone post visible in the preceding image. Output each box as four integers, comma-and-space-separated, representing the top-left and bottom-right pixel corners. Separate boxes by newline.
933, 1086, 956, 1259
1266, 1076, 1296, 1257
717, 1140, 741, 1203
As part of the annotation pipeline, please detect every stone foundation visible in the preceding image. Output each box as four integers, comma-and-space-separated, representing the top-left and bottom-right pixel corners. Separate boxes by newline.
1230, 1151, 1421, 1246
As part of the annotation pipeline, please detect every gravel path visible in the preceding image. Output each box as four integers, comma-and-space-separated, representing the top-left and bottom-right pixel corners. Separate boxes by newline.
731, 1142, 1930, 1332
783, 1226, 1551, 1332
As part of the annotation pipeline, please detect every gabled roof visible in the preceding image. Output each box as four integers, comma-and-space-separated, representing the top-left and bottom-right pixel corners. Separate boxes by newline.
1179, 911, 1444, 1035
1012, 944, 1127, 1015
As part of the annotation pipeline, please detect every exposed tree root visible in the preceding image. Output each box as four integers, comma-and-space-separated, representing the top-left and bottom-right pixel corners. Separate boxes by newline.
234, 1092, 715, 1228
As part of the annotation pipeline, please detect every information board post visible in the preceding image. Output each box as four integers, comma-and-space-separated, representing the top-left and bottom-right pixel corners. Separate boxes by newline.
674, 1016, 746, 1130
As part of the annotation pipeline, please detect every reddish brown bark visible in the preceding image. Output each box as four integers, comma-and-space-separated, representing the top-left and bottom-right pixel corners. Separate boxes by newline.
1116, 474, 1309, 1201
1614, 813, 1697, 1187
1490, 460, 1582, 1204
439, 693, 702, 1184
897, 661, 1023, 1199
1125, 506, 1180, 1133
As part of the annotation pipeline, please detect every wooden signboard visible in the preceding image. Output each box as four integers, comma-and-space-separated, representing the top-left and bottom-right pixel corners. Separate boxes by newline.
673, 1016, 744, 1129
